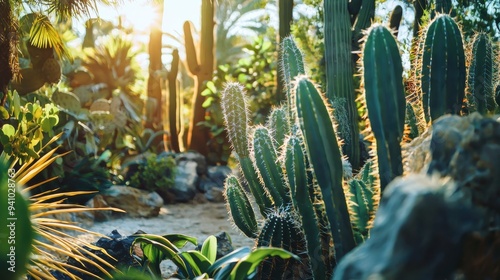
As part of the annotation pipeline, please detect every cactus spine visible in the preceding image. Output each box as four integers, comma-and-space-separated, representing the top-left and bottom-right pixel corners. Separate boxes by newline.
420, 14, 466, 122
294, 76, 355, 259
324, 0, 361, 170
467, 33, 495, 114
183, 0, 215, 157
362, 24, 405, 190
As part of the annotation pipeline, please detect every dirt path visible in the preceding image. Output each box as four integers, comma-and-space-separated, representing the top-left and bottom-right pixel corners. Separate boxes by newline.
79, 201, 254, 249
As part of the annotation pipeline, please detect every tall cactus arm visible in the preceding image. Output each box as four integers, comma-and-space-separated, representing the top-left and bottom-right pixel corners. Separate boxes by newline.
224, 175, 259, 239
284, 135, 327, 280
467, 33, 495, 114
324, 0, 361, 170
294, 75, 355, 260
362, 24, 405, 190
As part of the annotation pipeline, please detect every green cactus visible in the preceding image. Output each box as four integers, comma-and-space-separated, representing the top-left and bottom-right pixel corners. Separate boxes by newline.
324, 0, 365, 170
183, 0, 215, 157
167, 49, 180, 152
257, 209, 308, 280
362, 24, 406, 190
420, 14, 466, 122
467, 33, 495, 114
276, 0, 295, 103
294, 75, 355, 259
389, 5, 403, 37
10, 68, 46, 95
405, 103, 420, 140
251, 125, 289, 207
221, 83, 273, 216
224, 175, 258, 239
280, 36, 305, 121
283, 135, 329, 279
266, 106, 290, 149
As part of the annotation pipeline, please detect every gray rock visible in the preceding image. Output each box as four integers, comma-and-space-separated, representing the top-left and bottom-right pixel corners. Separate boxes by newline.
176, 151, 207, 175
100, 185, 164, 217
170, 160, 198, 203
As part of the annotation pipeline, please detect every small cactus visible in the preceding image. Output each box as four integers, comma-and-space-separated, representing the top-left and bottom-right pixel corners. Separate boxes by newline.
224, 175, 258, 239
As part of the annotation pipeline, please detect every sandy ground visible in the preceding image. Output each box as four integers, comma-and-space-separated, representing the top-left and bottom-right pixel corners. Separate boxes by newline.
76, 201, 255, 278
80, 201, 254, 248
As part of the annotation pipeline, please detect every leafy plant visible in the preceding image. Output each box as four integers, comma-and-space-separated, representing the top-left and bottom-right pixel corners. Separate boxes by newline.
130, 153, 176, 193
132, 233, 298, 280
1, 134, 123, 279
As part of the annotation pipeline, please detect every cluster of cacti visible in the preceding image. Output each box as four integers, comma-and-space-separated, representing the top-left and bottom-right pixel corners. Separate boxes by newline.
221, 37, 382, 279
183, 0, 215, 157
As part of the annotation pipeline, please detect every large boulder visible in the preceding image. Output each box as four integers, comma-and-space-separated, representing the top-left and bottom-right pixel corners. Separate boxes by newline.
100, 186, 163, 217
164, 152, 207, 203
199, 165, 232, 202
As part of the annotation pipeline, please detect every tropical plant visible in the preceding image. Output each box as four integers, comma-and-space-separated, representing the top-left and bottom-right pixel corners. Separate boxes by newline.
131, 233, 298, 279
130, 153, 176, 194
1, 134, 123, 280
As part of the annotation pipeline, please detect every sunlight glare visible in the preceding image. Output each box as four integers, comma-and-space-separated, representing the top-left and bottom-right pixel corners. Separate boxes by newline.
98, 0, 161, 33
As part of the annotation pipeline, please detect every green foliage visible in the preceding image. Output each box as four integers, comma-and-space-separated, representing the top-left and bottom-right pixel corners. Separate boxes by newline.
132, 233, 298, 280
0, 91, 59, 163
130, 154, 176, 193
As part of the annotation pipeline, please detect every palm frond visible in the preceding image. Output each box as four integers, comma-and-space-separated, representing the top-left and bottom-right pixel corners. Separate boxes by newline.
29, 13, 68, 59
10, 139, 123, 279
44, 0, 116, 19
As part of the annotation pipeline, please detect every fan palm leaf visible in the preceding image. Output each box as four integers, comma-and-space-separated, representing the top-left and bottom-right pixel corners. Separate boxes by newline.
6, 133, 125, 279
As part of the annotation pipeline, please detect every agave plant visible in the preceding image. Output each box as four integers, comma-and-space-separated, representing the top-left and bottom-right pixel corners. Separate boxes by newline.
1, 133, 124, 280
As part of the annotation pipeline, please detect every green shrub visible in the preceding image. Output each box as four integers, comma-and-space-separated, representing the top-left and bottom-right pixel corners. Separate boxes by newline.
130, 154, 176, 192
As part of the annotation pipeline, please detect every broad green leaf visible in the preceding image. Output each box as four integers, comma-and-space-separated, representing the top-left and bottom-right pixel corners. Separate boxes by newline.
180, 251, 212, 277
0, 107, 9, 119
2, 124, 15, 137
207, 246, 251, 276
230, 248, 299, 280
201, 235, 217, 263
206, 81, 217, 93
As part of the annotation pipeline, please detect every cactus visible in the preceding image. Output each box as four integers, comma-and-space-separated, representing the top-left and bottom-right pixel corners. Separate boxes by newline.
89, 98, 110, 112
280, 36, 305, 121
276, 0, 294, 102
324, 0, 365, 170
405, 103, 420, 140
294, 75, 355, 259
167, 49, 180, 152
389, 5, 403, 37
283, 135, 329, 279
251, 125, 289, 207
266, 106, 290, 148
467, 33, 495, 114
224, 175, 258, 239
183, 0, 215, 157
362, 24, 405, 190
221, 83, 273, 216
257, 209, 309, 280
420, 14, 466, 122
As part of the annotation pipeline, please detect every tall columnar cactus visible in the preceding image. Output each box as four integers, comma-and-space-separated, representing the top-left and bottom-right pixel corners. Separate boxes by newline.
467, 33, 496, 114
324, 0, 361, 170
183, 0, 215, 157
221, 83, 273, 216
167, 49, 180, 152
362, 24, 406, 190
280, 36, 305, 122
420, 14, 466, 122
294, 75, 355, 260
284, 135, 330, 279
251, 125, 289, 207
276, 0, 294, 102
